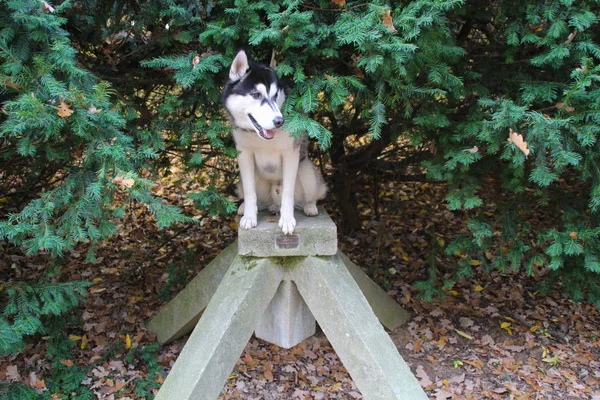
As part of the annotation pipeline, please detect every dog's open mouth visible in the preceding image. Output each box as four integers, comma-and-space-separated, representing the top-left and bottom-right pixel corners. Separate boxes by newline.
248, 114, 276, 140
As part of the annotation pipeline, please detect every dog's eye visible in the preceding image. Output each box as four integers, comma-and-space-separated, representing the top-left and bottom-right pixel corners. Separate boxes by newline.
251, 92, 262, 99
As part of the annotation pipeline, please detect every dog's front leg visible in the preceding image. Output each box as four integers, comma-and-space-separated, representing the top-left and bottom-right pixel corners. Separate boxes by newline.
279, 147, 300, 234
238, 149, 258, 229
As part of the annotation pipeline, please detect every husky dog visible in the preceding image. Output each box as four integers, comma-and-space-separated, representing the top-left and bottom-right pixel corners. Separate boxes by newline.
223, 50, 327, 234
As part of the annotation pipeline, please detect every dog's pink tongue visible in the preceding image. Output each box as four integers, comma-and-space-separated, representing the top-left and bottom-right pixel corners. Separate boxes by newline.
264, 129, 276, 139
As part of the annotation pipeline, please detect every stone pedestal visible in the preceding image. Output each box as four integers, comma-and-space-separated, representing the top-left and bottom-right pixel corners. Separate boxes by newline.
255, 279, 315, 348
148, 208, 426, 400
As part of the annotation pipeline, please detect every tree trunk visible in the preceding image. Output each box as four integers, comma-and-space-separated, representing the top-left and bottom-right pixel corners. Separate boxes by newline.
329, 131, 361, 234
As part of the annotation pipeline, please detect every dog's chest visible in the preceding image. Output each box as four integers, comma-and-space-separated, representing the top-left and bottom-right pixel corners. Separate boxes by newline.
234, 129, 297, 181
254, 152, 282, 180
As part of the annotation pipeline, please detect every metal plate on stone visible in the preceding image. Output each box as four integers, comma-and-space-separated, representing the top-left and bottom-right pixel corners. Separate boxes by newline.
275, 234, 301, 250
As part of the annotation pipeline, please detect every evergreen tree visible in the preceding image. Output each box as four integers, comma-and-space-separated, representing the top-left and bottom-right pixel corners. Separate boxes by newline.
2, 0, 600, 389
0, 0, 187, 358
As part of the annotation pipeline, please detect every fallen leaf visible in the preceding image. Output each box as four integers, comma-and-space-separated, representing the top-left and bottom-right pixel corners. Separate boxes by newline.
382, 9, 396, 32
42, 1, 55, 13
5, 79, 20, 89
125, 333, 132, 349
6, 365, 21, 381
331, 0, 346, 6
564, 29, 578, 44
57, 101, 74, 118
28, 372, 46, 389
416, 365, 433, 388
556, 102, 575, 112
312, 340, 320, 352
112, 176, 135, 188
500, 321, 513, 335
474, 284, 484, 292
542, 354, 560, 365
88, 105, 102, 114
434, 389, 453, 400
34, 378, 46, 389
455, 329, 473, 340
508, 128, 530, 157
263, 367, 274, 381
111, 380, 126, 393
59, 359, 74, 367
463, 359, 484, 369
463, 146, 479, 153
413, 338, 423, 352
192, 56, 200, 67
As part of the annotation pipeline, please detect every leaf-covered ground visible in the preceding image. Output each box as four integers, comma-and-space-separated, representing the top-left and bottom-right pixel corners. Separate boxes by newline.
1, 163, 599, 399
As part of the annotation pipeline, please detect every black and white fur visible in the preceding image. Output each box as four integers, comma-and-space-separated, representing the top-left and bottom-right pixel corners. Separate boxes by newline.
223, 50, 327, 234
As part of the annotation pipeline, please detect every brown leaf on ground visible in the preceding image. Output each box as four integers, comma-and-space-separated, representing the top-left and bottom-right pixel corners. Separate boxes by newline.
3, 154, 600, 400
416, 365, 433, 388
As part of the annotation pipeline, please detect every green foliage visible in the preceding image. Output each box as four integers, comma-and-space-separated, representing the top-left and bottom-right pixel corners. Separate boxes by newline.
188, 186, 237, 216
159, 247, 200, 299
0, 0, 188, 256
417, 0, 600, 307
0, 281, 89, 355
2, 2, 600, 395
43, 316, 94, 399
0, 382, 40, 400
125, 343, 164, 398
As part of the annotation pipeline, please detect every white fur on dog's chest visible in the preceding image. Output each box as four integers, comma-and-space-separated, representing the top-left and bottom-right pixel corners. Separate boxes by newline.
233, 128, 296, 181
254, 152, 282, 180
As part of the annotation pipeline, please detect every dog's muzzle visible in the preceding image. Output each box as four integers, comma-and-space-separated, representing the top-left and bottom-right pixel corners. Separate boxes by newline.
248, 114, 281, 140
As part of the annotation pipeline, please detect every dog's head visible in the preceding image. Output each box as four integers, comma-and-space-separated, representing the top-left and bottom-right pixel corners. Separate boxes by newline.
222, 50, 286, 140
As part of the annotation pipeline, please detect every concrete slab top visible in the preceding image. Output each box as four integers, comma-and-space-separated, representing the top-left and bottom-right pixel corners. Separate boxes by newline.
237, 206, 337, 257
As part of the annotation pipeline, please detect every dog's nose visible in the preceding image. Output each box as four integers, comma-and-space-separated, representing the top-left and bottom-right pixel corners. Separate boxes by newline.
273, 116, 284, 128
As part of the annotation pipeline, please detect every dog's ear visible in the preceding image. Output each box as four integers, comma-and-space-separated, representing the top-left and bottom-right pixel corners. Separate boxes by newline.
269, 49, 277, 69
230, 50, 249, 81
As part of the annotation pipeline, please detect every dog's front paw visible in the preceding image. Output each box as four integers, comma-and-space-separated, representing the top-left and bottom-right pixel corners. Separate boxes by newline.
303, 204, 318, 216
239, 214, 257, 230
279, 215, 296, 235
